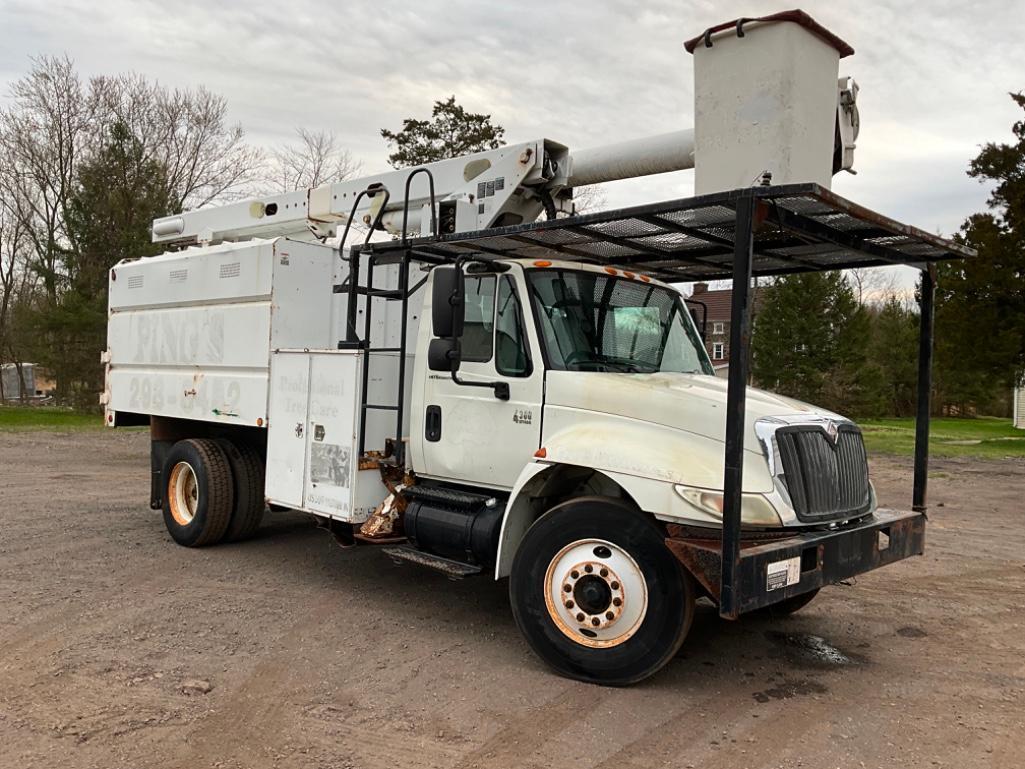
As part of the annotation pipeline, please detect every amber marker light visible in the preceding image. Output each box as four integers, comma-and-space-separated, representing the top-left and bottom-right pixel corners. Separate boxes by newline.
534, 447, 547, 458
533, 260, 552, 268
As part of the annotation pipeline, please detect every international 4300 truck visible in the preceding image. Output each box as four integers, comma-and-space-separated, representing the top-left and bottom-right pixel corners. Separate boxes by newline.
103, 11, 972, 683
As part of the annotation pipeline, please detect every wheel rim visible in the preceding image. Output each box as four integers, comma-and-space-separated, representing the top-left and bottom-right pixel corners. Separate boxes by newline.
543, 538, 648, 649
168, 461, 199, 526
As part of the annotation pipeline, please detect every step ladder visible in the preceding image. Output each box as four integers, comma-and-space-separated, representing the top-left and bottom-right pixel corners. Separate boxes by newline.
334, 170, 438, 468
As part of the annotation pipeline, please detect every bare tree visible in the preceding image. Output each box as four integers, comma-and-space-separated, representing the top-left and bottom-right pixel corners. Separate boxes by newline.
847, 267, 900, 306
91, 73, 264, 210
268, 128, 362, 193
0, 56, 93, 304
0, 57, 264, 402
572, 184, 608, 215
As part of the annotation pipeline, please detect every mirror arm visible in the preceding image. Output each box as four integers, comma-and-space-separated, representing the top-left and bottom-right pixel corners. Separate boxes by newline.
449, 370, 510, 401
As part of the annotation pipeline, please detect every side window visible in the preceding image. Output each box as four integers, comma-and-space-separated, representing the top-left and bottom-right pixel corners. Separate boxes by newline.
461, 274, 496, 362
495, 276, 531, 377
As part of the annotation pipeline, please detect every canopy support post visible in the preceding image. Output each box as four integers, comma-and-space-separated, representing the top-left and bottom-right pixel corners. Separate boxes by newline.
719, 191, 756, 619
913, 265, 936, 513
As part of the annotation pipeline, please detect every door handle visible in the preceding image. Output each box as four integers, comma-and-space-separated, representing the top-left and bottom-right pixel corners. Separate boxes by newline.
425, 405, 442, 442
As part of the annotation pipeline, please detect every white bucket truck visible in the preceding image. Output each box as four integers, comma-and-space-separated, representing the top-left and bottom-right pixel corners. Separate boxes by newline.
104, 12, 969, 683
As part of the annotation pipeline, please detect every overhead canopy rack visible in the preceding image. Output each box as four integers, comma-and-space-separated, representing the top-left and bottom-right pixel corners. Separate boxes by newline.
355, 182, 973, 619
367, 182, 972, 281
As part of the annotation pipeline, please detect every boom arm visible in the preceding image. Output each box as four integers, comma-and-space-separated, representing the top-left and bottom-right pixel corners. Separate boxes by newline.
150, 131, 698, 248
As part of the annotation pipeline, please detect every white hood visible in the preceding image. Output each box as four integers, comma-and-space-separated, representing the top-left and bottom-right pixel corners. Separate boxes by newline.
545, 371, 840, 454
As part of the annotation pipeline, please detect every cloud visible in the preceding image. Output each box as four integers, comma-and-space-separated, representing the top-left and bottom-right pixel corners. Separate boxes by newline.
2, 0, 1020, 251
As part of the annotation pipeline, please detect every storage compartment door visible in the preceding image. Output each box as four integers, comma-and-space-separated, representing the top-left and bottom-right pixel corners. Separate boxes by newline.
265, 352, 311, 508
304, 353, 361, 521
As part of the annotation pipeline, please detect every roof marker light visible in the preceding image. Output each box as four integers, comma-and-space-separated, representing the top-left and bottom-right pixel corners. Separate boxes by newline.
533, 260, 552, 268
640, 275, 651, 283
604, 267, 618, 275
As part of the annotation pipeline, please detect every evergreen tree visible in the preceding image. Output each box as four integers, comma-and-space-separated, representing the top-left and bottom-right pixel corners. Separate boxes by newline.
380, 96, 505, 168
935, 92, 1025, 413
32, 122, 170, 407
866, 298, 919, 416
751, 272, 877, 415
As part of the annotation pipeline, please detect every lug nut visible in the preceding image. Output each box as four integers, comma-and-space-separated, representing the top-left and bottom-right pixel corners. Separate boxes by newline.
591, 617, 600, 627
584, 564, 593, 573
606, 611, 615, 620
599, 568, 608, 578
613, 597, 622, 607
571, 570, 579, 579
610, 581, 620, 590
565, 600, 574, 609
576, 612, 585, 622
563, 584, 572, 592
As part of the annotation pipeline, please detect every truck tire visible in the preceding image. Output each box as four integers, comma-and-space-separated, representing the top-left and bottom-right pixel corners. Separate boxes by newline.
215, 439, 266, 542
509, 497, 695, 686
162, 438, 234, 547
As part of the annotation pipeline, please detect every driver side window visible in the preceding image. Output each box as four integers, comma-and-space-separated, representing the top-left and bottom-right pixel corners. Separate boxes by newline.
461, 275, 496, 362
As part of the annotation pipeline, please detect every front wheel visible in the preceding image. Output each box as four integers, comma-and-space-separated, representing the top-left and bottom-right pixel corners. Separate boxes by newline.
509, 497, 695, 686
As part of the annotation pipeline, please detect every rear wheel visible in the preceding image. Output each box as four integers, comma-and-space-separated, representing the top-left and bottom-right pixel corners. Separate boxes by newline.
162, 439, 234, 547
215, 439, 265, 541
510, 497, 695, 686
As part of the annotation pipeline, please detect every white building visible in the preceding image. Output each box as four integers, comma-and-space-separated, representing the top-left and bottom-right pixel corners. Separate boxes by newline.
1015, 383, 1024, 429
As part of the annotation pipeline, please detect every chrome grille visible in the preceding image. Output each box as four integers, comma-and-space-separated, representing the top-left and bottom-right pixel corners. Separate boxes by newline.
775, 425, 871, 522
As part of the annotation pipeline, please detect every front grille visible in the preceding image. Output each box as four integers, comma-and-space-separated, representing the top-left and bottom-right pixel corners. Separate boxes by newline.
775, 425, 871, 522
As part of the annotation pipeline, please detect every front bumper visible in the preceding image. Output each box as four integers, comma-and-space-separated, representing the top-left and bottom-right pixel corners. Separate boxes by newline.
664, 508, 926, 617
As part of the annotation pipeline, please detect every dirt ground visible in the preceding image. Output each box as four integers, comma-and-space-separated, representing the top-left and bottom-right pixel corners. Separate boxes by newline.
0, 430, 1022, 769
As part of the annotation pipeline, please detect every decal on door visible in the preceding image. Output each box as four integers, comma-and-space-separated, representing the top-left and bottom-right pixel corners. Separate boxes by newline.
310, 443, 351, 489
513, 409, 533, 425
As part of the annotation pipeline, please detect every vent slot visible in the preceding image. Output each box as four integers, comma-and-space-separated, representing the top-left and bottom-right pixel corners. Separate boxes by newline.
127, 275, 144, 289
219, 262, 241, 279
169, 268, 188, 283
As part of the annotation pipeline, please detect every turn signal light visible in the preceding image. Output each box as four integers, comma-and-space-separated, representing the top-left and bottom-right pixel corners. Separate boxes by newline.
534, 447, 547, 458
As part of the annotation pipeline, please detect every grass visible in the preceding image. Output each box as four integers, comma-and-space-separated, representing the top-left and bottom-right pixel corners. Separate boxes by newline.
0, 405, 105, 431
859, 416, 1025, 460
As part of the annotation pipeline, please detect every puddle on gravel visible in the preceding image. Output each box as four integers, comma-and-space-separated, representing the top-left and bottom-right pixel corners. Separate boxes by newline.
764, 631, 866, 667
752, 678, 828, 703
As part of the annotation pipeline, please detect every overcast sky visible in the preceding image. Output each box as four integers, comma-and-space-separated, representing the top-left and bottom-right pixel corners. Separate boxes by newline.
2, 0, 1022, 290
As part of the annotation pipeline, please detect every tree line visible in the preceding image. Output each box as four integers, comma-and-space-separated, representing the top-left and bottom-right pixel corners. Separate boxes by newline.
0, 58, 362, 406
1, 55, 1020, 418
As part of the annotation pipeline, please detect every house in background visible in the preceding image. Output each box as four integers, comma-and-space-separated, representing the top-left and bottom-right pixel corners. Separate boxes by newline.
686, 282, 758, 378
1015, 382, 1024, 429
1, 362, 37, 401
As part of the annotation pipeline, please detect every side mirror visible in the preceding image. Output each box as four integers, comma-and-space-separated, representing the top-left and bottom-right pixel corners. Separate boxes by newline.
432, 266, 464, 338
428, 337, 461, 372
689, 308, 705, 339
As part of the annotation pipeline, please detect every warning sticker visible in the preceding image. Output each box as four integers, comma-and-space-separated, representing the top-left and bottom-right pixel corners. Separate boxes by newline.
766, 556, 801, 591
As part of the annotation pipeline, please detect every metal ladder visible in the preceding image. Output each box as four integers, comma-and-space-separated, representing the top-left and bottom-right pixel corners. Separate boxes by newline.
335, 169, 437, 468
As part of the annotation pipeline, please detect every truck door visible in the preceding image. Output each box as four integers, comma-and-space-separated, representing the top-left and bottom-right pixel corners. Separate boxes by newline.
420, 270, 544, 490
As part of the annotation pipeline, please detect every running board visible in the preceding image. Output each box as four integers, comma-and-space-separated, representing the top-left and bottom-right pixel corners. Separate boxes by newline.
382, 546, 484, 579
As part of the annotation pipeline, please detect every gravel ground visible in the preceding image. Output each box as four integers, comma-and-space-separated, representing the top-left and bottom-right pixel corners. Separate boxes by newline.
0, 430, 1022, 769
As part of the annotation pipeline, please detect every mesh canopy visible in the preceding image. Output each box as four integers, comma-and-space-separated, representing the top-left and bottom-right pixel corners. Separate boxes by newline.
371, 183, 973, 282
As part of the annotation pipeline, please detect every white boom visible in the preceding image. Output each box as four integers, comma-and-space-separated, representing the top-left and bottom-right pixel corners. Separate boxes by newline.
150, 11, 858, 249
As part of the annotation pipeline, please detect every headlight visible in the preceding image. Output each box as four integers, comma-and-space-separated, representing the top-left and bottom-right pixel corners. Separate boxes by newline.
673, 485, 782, 526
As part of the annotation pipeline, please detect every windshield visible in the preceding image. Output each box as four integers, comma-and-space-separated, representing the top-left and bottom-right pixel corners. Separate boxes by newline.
527, 269, 714, 374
